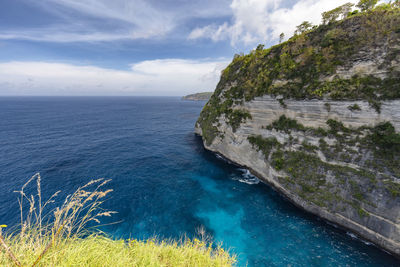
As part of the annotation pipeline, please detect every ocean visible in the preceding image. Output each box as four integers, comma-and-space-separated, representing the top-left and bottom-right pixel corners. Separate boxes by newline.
0, 96, 398, 266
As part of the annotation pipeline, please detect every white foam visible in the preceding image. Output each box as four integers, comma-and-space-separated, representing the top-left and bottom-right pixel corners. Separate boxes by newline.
238, 178, 260, 185
215, 154, 231, 163
232, 169, 260, 185
346, 232, 372, 246
346, 232, 357, 239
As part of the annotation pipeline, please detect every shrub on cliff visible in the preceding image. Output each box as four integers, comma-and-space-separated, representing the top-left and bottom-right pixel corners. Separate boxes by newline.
369, 122, 400, 150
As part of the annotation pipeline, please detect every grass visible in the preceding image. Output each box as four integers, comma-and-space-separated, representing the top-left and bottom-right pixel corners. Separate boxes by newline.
0, 174, 236, 267
1, 235, 234, 267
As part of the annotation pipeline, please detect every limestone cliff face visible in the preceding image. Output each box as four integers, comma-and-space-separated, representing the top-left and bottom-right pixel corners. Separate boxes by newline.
196, 9, 400, 256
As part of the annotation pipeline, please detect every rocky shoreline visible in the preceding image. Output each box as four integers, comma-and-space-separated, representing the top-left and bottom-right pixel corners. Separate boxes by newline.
195, 128, 399, 258
196, 139, 399, 255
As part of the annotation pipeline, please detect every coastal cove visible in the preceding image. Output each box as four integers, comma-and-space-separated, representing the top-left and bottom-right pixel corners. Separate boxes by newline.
0, 97, 399, 266
195, 7, 400, 259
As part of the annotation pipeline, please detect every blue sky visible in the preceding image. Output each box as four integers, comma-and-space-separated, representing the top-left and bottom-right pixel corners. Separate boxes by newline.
0, 0, 373, 96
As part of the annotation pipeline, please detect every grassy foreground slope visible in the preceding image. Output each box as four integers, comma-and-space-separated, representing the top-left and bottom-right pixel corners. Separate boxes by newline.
1, 235, 234, 267
0, 174, 235, 267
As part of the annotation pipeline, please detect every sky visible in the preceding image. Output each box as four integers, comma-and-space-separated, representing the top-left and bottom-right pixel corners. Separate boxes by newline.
0, 0, 382, 96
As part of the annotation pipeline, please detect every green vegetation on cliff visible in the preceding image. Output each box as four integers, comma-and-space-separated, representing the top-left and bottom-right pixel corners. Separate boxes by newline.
197, 94, 251, 145
264, 115, 328, 136
248, 117, 400, 212
197, 4, 400, 145
0, 174, 235, 267
218, 8, 400, 103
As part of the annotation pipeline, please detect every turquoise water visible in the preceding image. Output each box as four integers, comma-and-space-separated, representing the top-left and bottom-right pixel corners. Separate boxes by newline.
0, 97, 398, 266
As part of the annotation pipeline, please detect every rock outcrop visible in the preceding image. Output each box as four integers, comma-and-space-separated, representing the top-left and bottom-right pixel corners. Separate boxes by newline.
196, 8, 400, 257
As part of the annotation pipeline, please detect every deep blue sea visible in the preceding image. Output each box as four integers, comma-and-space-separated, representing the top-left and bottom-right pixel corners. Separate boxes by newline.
0, 97, 399, 266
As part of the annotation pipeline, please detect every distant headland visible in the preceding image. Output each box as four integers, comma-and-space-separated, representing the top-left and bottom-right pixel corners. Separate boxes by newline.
182, 92, 213, 101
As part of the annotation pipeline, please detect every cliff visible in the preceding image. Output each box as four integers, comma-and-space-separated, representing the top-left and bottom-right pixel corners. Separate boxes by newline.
196, 8, 400, 256
182, 92, 213, 101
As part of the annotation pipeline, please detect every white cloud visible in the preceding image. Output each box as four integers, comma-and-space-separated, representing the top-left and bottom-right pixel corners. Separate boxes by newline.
0, 0, 174, 42
188, 0, 362, 46
0, 0, 232, 42
188, 23, 231, 42
0, 59, 229, 96
1, 0, 389, 43
0, 30, 135, 43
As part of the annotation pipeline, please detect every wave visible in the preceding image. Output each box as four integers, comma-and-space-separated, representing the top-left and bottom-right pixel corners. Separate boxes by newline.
346, 232, 372, 246
232, 168, 260, 185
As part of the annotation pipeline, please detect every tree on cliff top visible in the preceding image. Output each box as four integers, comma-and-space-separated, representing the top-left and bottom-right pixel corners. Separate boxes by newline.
279, 33, 285, 43
357, 0, 378, 12
322, 3, 354, 24
295, 21, 313, 35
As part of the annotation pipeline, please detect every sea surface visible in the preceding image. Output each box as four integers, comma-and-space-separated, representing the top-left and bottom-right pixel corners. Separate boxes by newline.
0, 97, 399, 266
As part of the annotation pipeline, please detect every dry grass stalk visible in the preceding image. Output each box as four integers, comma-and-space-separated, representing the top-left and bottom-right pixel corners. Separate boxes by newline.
0, 229, 21, 267
2, 173, 114, 266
